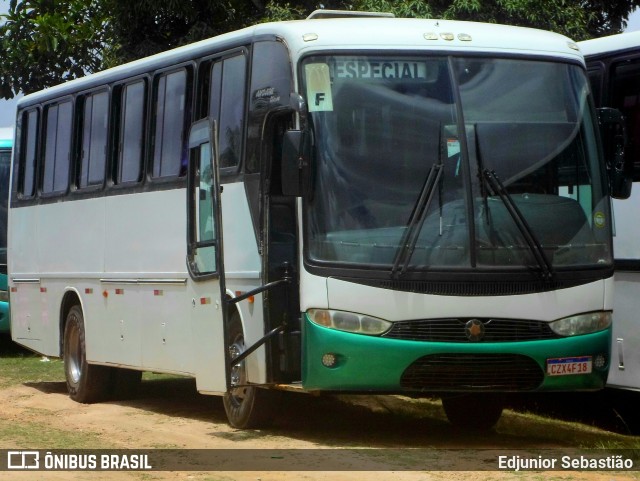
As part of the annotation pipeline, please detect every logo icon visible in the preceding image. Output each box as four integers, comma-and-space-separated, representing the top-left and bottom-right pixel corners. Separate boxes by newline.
465, 319, 485, 342
7, 451, 40, 470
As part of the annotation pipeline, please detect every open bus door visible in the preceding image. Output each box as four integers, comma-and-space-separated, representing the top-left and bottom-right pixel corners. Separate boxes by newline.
186, 118, 285, 428
186, 119, 229, 394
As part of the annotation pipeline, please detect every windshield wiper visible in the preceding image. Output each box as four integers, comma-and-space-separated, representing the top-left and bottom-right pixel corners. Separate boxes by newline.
391, 163, 443, 278
481, 169, 554, 279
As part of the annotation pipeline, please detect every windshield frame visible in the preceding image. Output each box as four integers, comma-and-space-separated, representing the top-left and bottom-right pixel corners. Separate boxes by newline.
298, 50, 614, 287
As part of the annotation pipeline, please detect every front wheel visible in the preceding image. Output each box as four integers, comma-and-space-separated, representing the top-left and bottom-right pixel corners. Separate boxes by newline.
222, 312, 279, 429
441, 393, 504, 431
63, 306, 111, 403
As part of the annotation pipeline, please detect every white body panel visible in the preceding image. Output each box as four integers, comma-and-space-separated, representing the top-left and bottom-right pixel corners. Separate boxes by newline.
324, 278, 609, 322
610, 186, 640, 390
610, 272, 640, 390
219, 182, 265, 384
579, 31, 640, 57
613, 189, 640, 260
8, 182, 265, 392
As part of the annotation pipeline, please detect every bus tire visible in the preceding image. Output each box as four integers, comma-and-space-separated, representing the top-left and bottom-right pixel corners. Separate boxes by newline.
223, 312, 279, 429
63, 305, 111, 403
441, 393, 504, 431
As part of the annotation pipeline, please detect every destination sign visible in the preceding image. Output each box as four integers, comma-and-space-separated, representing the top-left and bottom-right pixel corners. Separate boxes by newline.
334, 59, 429, 80
305, 59, 436, 112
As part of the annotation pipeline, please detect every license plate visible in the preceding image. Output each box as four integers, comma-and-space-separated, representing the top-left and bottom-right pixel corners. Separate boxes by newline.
546, 356, 592, 376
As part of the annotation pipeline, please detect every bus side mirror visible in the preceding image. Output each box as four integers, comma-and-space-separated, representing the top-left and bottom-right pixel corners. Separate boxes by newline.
598, 107, 632, 199
281, 129, 308, 197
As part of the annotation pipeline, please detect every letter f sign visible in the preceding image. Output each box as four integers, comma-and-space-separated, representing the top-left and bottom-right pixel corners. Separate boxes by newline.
315, 92, 326, 106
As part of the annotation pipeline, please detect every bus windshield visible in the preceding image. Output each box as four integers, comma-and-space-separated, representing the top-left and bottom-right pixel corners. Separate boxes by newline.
303, 55, 611, 274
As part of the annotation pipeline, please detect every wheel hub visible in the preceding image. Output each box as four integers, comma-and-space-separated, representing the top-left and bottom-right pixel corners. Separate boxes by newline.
228, 341, 248, 401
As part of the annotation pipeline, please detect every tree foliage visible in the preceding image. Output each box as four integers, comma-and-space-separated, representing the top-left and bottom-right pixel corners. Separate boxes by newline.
1, 0, 640, 99
102, 0, 263, 66
263, 0, 640, 39
0, 0, 109, 98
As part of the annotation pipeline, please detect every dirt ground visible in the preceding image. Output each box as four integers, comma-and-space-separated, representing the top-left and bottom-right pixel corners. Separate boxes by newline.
0, 370, 639, 481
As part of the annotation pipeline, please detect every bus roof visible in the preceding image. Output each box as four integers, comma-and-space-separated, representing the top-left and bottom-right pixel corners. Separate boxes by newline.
0, 127, 12, 149
274, 17, 580, 58
579, 31, 640, 58
18, 16, 582, 109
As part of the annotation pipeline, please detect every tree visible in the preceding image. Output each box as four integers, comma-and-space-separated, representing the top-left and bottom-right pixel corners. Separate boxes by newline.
2, 0, 639, 99
102, 0, 263, 67
263, 0, 640, 40
0, 0, 110, 99
582, 0, 640, 37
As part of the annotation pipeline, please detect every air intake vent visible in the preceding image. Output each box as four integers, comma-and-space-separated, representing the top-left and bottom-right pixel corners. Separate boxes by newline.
307, 9, 395, 19
384, 318, 559, 342
400, 354, 544, 391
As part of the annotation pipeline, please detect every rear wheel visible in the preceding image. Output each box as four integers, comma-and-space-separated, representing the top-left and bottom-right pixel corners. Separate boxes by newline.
223, 312, 279, 428
63, 305, 111, 403
441, 393, 504, 431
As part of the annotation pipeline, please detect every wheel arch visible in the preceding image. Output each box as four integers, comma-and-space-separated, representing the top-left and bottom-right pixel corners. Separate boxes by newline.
225, 289, 243, 327
59, 288, 84, 357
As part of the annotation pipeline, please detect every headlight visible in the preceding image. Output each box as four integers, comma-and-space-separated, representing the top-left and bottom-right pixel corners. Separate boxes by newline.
0, 290, 7, 303
549, 311, 612, 336
307, 309, 392, 335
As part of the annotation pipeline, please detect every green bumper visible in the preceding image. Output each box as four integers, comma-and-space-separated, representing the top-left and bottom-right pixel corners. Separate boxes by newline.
302, 314, 610, 392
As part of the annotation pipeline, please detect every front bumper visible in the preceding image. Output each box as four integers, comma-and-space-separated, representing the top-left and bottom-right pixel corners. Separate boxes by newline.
0, 301, 9, 333
302, 314, 610, 392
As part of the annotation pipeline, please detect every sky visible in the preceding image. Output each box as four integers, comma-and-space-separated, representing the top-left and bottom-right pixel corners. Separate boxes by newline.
0, 4, 640, 129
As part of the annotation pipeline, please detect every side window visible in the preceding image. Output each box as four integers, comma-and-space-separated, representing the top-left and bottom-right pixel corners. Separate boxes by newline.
195, 142, 217, 273
79, 90, 109, 188
19, 109, 39, 197
42, 100, 72, 195
209, 53, 247, 170
246, 41, 292, 173
187, 120, 219, 278
612, 59, 640, 178
117, 80, 146, 184
153, 69, 188, 178
587, 66, 603, 107
208, 62, 222, 123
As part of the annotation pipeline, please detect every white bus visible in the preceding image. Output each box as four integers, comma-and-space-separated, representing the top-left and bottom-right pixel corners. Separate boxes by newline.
9, 11, 629, 430
580, 31, 640, 391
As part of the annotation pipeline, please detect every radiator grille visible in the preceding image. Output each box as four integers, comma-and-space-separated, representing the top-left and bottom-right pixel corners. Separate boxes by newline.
384, 318, 560, 343
400, 353, 544, 391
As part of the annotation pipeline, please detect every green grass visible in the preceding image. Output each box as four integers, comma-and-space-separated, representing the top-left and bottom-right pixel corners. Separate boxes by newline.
0, 417, 110, 449
0, 335, 65, 388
